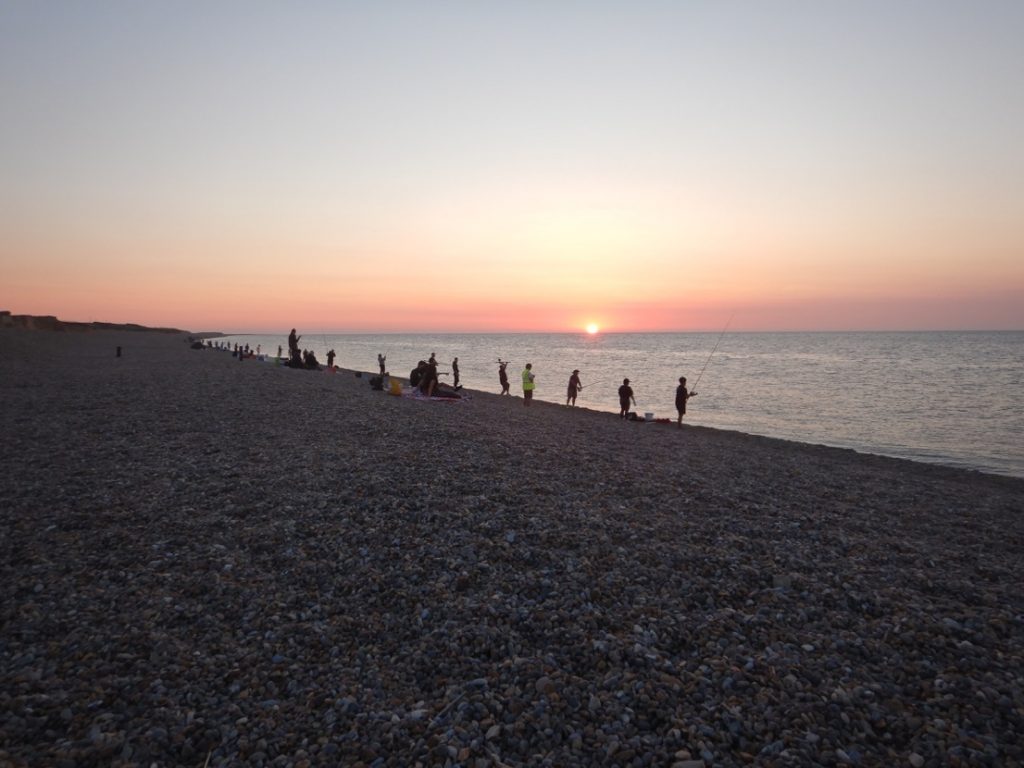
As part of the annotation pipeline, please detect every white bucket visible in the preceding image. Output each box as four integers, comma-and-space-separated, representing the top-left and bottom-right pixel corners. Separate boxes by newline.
644, 412, 654, 422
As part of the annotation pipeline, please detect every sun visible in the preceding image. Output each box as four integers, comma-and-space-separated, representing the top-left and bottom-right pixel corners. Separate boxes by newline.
585, 323, 600, 335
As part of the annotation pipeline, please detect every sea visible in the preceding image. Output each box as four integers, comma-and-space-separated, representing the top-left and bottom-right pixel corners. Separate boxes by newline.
213, 331, 1024, 479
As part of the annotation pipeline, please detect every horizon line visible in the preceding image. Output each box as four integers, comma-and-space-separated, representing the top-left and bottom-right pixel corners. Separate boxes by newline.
208, 327, 1024, 336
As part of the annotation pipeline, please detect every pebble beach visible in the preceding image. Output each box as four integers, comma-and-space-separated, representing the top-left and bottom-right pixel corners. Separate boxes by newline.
1, 328, 1022, 767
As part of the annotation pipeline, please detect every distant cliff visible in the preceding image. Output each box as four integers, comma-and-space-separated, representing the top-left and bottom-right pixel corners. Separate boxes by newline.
0, 311, 187, 334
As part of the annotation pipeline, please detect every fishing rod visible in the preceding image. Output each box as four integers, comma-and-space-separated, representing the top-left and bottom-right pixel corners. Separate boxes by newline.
691, 313, 733, 393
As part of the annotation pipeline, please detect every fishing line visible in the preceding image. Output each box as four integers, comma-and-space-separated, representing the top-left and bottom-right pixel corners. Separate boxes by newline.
692, 313, 733, 392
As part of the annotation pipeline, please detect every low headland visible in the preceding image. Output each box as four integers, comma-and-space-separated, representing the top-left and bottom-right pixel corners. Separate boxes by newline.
1, 326, 1021, 766
0, 311, 189, 335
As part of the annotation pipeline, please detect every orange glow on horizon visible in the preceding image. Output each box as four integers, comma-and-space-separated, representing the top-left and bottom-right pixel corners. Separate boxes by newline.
4, 230, 1023, 333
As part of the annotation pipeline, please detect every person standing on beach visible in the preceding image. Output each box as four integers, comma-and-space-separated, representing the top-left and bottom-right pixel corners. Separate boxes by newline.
287, 329, 303, 366
522, 363, 535, 406
498, 360, 510, 395
675, 376, 697, 428
566, 369, 582, 406
452, 357, 460, 389
378, 353, 386, 376
618, 378, 635, 419
326, 349, 336, 368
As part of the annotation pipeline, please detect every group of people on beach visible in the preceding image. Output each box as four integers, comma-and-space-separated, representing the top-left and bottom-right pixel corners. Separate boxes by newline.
406, 352, 464, 399
280, 330, 697, 426
508, 360, 695, 428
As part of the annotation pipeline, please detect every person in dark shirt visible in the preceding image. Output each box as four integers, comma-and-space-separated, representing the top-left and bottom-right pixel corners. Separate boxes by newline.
618, 378, 635, 419
420, 359, 440, 396
326, 349, 336, 368
287, 329, 304, 366
410, 361, 427, 388
566, 369, 582, 406
498, 360, 510, 395
452, 357, 460, 389
675, 376, 697, 428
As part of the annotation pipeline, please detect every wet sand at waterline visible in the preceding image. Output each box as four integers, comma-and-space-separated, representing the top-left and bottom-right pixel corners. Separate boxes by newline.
1, 328, 1022, 766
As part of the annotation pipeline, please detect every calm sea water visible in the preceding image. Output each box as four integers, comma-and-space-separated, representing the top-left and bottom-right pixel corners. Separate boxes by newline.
216, 331, 1024, 478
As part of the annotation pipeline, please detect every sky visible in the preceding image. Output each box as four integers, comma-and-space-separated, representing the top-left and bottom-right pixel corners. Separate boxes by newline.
2, 1, 1022, 333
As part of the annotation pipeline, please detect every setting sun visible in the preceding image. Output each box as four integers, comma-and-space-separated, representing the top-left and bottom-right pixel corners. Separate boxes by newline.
586, 323, 600, 334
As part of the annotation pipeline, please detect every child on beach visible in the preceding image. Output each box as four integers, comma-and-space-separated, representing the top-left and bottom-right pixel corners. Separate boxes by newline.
676, 376, 697, 428
618, 378, 635, 418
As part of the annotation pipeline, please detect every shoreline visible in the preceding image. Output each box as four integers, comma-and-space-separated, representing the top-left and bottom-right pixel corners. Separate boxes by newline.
210, 330, 1024, 481
2, 327, 1022, 766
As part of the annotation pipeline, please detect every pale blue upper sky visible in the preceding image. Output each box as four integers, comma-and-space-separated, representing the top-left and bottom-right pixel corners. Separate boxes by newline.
2, 1, 1022, 331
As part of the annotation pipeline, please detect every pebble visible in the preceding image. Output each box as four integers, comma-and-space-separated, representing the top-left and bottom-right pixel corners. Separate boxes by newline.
1, 328, 1022, 767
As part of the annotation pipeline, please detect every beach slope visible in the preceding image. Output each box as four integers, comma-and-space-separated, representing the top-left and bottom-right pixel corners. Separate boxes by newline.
1, 329, 1022, 766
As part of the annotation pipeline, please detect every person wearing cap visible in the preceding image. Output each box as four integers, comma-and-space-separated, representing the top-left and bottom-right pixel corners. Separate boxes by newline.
522, 363, 536, 406
566, 369, 583, 406
675, 376, 697, 428
618, 378, 635, 419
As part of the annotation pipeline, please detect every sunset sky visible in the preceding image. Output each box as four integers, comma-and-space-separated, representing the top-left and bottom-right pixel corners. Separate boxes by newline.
2, 2, 1022, 332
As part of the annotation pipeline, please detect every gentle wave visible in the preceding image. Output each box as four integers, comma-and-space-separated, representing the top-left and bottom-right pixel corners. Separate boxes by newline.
213, 331, 1024, 478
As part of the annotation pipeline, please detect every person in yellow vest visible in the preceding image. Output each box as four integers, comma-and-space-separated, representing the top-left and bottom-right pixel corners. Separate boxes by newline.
522, 363, 536, 406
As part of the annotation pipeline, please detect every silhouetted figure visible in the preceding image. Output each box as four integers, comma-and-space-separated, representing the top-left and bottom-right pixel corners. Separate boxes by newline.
327, 349, 336, 368
420, 359, 440, 396
287, 328, 302, 367
498, 360, 510, 395
277, 345, 283, 359
452, 357, 460, 388
303, 350, 320, 369
566, 369, 582, 406
410, 361, 427, 388
116, 346, 122, 358
676, 376, 697, 429
618, 378, 635, 419
378, 353, 386, 376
